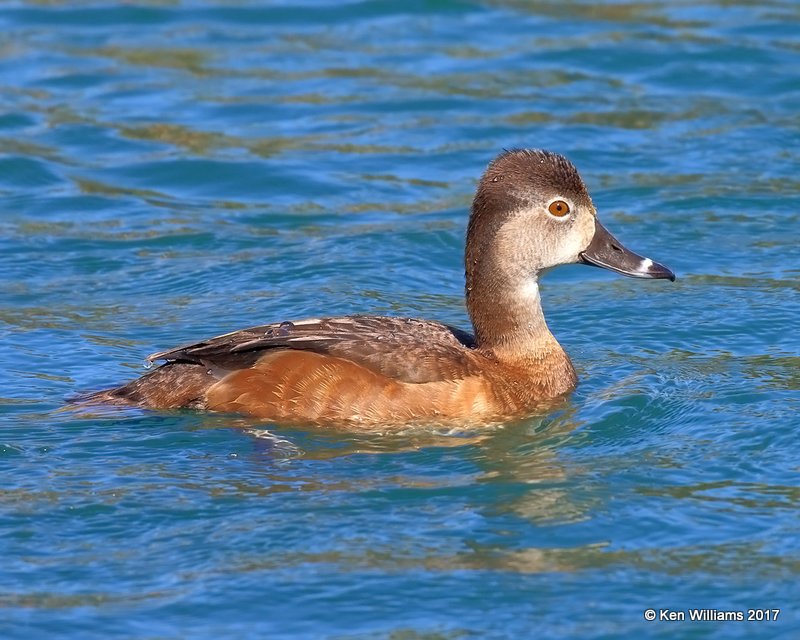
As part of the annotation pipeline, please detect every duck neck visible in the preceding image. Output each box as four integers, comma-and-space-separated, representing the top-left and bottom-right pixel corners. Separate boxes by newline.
466, 267, 561, 363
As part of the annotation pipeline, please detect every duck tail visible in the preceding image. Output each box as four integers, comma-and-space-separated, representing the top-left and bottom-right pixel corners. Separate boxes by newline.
75, 362, 218, 410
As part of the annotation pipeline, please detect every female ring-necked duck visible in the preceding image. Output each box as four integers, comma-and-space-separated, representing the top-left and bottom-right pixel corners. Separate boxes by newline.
86, 149, 674, 426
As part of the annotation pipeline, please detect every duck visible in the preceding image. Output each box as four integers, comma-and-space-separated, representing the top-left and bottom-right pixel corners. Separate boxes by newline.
86, 149, 674, 427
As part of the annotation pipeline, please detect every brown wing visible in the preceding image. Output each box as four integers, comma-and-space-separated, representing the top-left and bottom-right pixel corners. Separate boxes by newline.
147, 315, 480, 384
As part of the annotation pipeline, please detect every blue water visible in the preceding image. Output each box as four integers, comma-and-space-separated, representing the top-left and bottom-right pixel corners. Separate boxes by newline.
1, 1, 799, 638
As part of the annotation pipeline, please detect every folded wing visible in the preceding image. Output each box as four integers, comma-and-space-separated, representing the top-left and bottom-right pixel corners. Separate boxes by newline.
148, 315, 480, 384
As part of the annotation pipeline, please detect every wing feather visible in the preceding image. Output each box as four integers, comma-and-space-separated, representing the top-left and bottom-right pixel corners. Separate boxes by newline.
147, 315, 479, 384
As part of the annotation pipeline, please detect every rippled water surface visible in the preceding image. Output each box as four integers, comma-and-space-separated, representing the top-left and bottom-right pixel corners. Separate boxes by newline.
2, 1, 799, 638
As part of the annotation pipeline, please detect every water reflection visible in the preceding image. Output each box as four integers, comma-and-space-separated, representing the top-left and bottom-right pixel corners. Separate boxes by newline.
209, 405, 595, 528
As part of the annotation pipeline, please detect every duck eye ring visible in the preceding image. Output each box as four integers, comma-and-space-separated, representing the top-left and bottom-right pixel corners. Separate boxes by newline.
548, 200, 571, 217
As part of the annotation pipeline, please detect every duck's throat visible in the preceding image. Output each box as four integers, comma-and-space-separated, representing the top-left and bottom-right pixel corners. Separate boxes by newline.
467, 275, 563, 361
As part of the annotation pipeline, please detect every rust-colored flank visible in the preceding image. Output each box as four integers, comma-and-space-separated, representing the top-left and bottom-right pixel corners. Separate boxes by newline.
84, 149, 675, 428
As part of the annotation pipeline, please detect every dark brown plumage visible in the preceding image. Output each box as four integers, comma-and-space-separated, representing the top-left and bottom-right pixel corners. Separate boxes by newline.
89, 315, 574, 425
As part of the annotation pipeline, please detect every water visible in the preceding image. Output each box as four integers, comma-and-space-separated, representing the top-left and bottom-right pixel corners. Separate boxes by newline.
1, 1, 798, 638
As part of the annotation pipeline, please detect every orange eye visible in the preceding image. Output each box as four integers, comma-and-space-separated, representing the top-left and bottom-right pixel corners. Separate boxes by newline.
548, 200, 570, 217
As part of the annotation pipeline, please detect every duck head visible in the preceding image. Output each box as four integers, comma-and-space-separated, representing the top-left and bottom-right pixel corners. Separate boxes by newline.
466, 149, 675, 289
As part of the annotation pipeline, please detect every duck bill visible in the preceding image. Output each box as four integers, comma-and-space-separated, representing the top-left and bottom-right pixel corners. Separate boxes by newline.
579, 220, 675, 281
